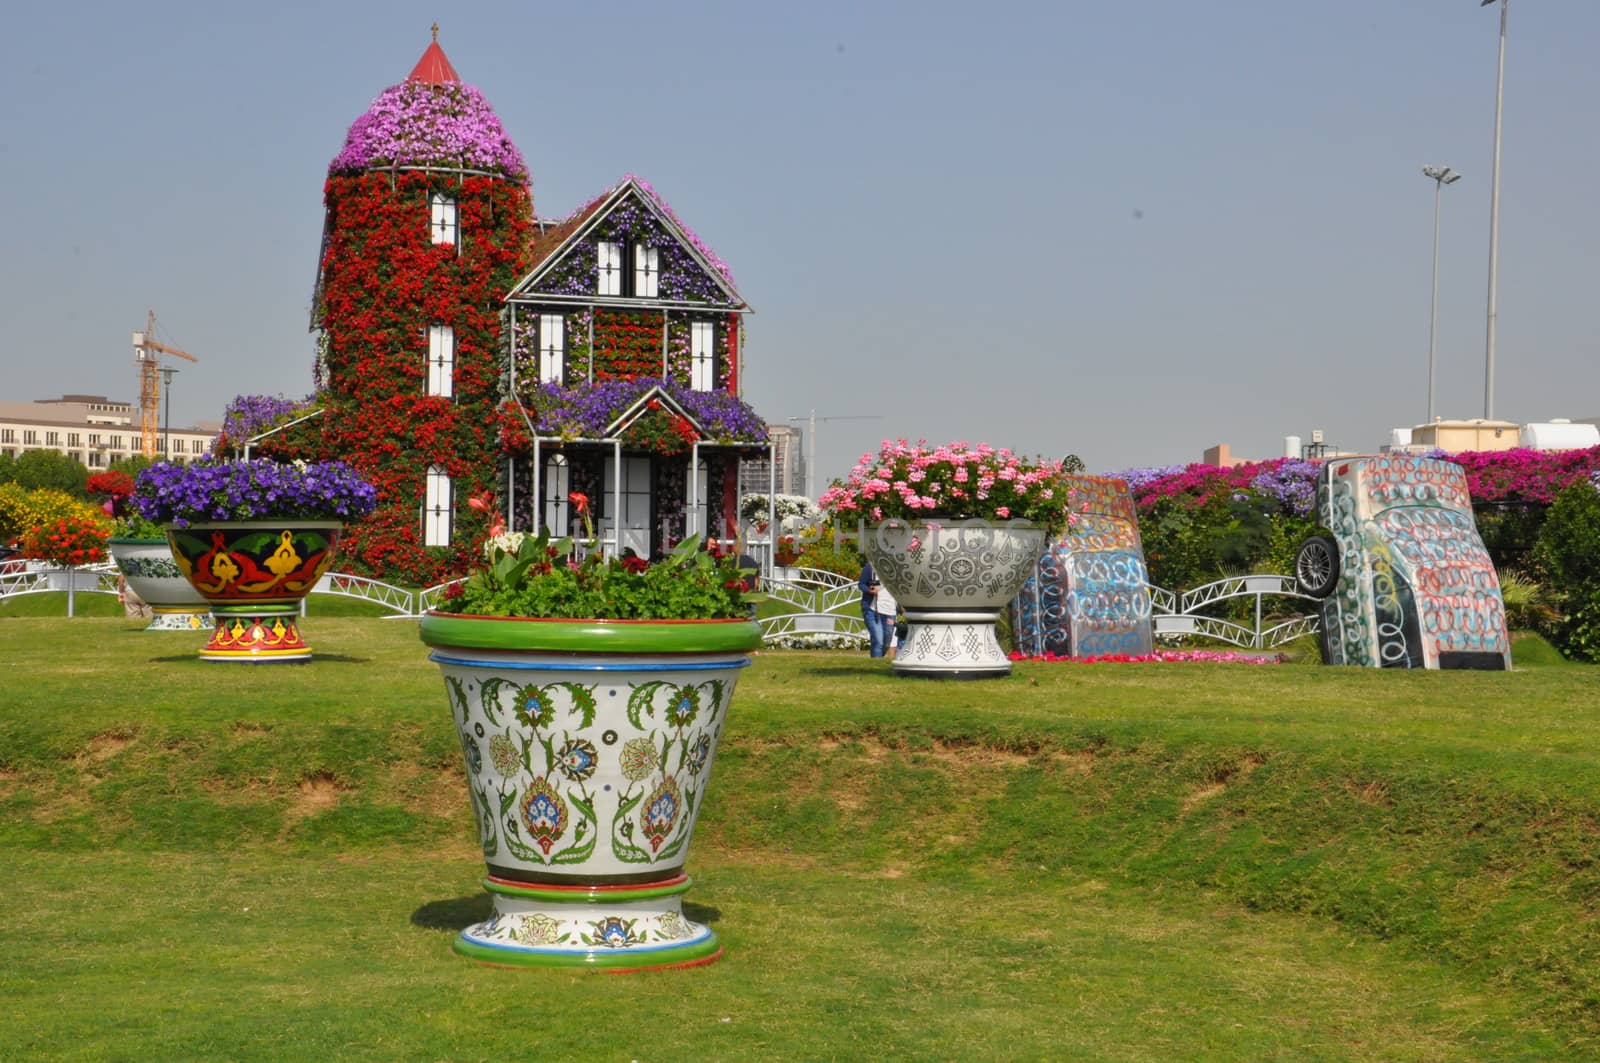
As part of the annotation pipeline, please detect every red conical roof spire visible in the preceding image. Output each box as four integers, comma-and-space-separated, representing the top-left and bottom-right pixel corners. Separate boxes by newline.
407, 24, 459, 85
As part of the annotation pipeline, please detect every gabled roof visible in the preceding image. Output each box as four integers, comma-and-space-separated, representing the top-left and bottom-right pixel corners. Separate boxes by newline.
603, 386, 705, 438
508, 175, 747, 309
408, 26, 459, 84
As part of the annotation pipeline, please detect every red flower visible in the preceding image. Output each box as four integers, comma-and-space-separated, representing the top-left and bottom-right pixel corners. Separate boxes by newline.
568, 492, 590, 516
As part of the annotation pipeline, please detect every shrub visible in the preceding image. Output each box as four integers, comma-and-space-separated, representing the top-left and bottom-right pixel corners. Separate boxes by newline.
18, 514, 110, 566
1530, 481, 1600, 661
0, 484, 105, 541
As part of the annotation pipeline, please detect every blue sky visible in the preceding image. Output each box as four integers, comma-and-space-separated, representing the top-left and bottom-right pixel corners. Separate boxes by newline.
4, 1, 1596, 485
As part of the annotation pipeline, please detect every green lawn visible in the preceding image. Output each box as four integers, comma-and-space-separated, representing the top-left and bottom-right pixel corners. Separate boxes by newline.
1, 617, 1596, 1060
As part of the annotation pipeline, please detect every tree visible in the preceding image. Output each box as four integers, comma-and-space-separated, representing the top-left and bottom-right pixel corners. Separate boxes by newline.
12, 450, 89, 497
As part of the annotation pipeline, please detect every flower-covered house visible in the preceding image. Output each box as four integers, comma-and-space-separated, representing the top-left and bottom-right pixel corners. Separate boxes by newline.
501, 175, 760, 558
281, 29, 766, 582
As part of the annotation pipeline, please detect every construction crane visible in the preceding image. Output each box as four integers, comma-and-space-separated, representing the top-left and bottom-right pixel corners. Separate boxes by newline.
131, 310, 199, 458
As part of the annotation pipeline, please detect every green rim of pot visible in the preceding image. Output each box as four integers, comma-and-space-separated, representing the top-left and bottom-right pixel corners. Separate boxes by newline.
420, 613, 762, 654
451, 932, 721, 970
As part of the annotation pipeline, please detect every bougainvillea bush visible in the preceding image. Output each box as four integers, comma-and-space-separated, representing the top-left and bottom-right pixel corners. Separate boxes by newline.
1111, 446, 1600, 599
821, 440, 1071, 531
1097, 458, 1320, 590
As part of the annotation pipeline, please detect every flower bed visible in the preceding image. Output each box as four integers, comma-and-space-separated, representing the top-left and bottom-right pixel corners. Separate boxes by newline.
1009, 650, 1291, 664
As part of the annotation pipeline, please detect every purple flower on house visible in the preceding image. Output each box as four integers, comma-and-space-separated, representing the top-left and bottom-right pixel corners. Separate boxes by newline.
330, 81, 527, 181
521, 377, 768, 444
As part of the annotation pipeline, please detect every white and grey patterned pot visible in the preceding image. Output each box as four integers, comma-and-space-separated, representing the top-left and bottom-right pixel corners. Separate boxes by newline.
107, 537, 211, 631
863, 521, 1046, 678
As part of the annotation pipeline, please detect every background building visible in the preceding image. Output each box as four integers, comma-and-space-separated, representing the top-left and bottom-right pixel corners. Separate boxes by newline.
0, 396, 216, 468
740, 424, 805, 498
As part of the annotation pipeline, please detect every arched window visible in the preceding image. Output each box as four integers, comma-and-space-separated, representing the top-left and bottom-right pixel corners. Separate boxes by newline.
543, 454, 570, 534
430, 193, 458, 245
424, 465, 452, 547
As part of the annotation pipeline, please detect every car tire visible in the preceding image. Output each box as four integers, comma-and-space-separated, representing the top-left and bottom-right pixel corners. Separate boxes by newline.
1295, 535, 1340, 599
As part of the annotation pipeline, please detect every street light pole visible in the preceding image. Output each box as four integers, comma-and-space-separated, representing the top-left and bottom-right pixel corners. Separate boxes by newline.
1422, 166, 1462, 425
1482, 0, 1508, 420
160, 366, 178, 459
786, 410, 882, 500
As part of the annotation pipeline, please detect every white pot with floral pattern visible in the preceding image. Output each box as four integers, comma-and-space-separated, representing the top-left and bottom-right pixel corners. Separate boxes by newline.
864, 520, 1046, 678
107, 536, 212, 631
420, 613, 761, 971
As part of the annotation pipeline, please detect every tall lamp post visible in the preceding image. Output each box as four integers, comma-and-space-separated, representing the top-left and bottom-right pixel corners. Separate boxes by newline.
160, 366, 179, 459
1422, 165, 1462, 425
1481, 0, 1508, 420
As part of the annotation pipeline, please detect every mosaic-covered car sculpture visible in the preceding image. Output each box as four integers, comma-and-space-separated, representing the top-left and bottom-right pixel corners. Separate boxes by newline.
1012, 474, 1153, 658
1296, 455, 1510, 669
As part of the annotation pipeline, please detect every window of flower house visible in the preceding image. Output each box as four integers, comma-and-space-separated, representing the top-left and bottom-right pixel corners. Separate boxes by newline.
634, 244, 659, 298
427, 324, 455, 398
539, 314, 565, 384
597, 241, 624, 296
424, 465, 452, 547
430, 194, 458, 245
691, 321, 716, 391
543, 453, 570, 534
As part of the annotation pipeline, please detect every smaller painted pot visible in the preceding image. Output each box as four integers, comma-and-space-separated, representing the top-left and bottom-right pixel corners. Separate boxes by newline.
107, 536, 212, 631
165, 520, 343, 663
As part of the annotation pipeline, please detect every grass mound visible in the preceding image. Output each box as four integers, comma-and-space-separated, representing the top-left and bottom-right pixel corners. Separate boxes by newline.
2, 617, 1597, 1059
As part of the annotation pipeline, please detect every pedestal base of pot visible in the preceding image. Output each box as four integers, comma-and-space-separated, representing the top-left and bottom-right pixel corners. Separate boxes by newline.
893, 610, 1013, 678
202, 607, 312, 662
146, 606, 213, 632
453, 874, 720, 971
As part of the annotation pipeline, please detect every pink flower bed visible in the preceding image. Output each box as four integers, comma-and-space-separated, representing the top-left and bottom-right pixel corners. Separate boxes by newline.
1008, 650, 1290, 664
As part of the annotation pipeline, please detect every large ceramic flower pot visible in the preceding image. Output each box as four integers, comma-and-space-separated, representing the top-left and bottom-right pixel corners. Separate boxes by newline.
165, 520, 343, 663
419, 613, 762, 971
863, 520, 1046, 678
107, 536, 212, 631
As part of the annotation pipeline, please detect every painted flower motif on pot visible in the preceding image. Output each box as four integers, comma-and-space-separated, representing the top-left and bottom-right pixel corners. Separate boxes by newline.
515, 685, 555, 729
641, 776, 683, 852
587, 916, 643, 949
666, 685, 700, 729
557, 738, 598, 782
686, 734, 712, 776
461, 736, 483, 775
620, 737, 657, 782
656, 910, 692, 941
488, 733, 520, 776
519, 777, 568, 854
510, 913, 563, 947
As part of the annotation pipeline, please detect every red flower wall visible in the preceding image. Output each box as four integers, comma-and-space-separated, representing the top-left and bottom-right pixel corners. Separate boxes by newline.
314, 171, 532, 584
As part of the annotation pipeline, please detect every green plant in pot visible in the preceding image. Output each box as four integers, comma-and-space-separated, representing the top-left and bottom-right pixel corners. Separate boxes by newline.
420, 492, 762, 971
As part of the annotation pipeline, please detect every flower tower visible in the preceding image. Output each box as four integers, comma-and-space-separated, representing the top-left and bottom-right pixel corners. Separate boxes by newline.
312, 28, 532, 584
